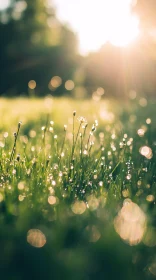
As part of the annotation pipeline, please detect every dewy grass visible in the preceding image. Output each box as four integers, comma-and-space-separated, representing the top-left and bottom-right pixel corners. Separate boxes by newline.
9, 121, 22, 162
3, 109, 154, 202
0, 97, 155, 280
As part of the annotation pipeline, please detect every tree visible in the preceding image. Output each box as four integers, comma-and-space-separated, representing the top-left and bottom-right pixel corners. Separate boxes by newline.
0, 0, 78, 95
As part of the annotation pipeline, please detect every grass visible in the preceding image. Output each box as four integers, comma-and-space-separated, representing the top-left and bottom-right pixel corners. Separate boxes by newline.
0, 96, 156, 280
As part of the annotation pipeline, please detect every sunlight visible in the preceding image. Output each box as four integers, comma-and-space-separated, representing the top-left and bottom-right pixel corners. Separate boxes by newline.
76, 0, 140, 53
0, 0, 10, 10
54, 0, 140, 54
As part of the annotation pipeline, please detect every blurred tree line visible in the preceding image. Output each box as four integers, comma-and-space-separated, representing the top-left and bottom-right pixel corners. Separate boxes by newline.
0, 0, 78, 96
0, 0, 156, 97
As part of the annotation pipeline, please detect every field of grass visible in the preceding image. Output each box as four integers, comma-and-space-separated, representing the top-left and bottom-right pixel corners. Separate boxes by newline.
0, 96, 156, 280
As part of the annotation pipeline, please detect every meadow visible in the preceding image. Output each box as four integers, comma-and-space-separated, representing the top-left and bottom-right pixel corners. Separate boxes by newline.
0, 96, 156, 280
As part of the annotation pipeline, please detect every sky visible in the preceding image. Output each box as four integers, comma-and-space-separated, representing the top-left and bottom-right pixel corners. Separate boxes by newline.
53, 0, 140, 54
0, 0, 10, 10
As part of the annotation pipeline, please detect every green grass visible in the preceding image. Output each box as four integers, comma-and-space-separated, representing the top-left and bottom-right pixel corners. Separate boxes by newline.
0, 96, 156, 280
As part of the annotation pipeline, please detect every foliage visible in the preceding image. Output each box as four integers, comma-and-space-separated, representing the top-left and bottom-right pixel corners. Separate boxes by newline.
0, 0, 78, 95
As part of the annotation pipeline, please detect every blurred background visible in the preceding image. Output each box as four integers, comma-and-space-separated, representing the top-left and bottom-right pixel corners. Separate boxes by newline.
0, 0, 156, 98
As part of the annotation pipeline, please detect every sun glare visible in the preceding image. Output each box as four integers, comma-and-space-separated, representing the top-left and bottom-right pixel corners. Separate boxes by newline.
0, 0, 140, 54
76, 0, 140, 53
54, 0, 140, 54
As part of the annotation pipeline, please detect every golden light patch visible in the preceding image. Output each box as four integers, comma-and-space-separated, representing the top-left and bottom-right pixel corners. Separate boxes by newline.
27, 229, 46, 248
114, 199, 146, 245
71, 201, 86, 215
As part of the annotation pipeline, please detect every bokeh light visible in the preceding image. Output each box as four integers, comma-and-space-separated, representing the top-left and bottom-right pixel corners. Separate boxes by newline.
48, 195, 57, 205
87, 195, 99, 211
65, 80, 75, 90
71, 201, 86, 215
50, 76, 62, 88
139, 146, 153, 159
114, 199, 147, 245
27, 229, 46, 248
28, 80, 36, 90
